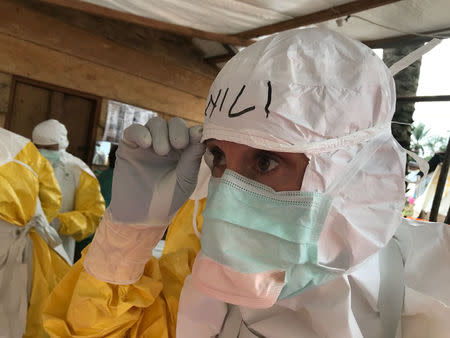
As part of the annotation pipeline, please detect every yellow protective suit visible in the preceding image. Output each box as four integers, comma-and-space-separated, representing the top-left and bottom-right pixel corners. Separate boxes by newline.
0, 130, 69, 338
44, 151, 105, 263
53, 153, 105, 242
32, 119, 105, 262
55, 153, 105, 241
1, 142, 61, 225
43, 199, 206, 337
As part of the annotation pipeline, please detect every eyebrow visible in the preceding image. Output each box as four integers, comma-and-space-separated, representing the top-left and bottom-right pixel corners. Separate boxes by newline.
253, 149, 284, 163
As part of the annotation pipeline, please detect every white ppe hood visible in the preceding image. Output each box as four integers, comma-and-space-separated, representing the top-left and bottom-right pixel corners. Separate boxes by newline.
32, 119, 69, 150
201, 27, 406, 272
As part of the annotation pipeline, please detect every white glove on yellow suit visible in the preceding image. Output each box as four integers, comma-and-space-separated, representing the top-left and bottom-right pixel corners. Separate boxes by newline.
84, 117, 205, 284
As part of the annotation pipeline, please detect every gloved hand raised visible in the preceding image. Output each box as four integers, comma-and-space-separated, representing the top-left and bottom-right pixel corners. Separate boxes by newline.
109, 117, 205, 226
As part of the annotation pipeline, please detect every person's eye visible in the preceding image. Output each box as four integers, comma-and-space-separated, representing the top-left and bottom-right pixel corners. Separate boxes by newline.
255, 154, 279, 173
210, 147, 226, 167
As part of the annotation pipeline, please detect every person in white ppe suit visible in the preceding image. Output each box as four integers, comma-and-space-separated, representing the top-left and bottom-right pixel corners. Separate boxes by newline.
43, 27, 450, 338
32, 119, 105, 263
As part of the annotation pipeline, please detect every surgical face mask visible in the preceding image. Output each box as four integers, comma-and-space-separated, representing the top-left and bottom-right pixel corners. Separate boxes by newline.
39, 149, 61, 165
192, 131, 399, 309
191, 169, 337, 309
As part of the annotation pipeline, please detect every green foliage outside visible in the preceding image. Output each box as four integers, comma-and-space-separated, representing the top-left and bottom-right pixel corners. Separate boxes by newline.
411, 122, 447, 160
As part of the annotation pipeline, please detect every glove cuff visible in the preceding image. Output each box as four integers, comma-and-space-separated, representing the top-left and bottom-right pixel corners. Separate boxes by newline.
84, 209, 167, 284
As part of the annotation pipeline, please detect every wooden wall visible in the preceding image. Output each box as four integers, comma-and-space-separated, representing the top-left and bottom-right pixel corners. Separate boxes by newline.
0, 0, 217, 136
0, 72, 12, 128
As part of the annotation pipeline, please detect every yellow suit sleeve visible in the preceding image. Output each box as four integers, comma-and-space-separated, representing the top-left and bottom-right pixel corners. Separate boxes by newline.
14, 142, 62, 222
43, 199, 206, 338
58, 171, 105, 241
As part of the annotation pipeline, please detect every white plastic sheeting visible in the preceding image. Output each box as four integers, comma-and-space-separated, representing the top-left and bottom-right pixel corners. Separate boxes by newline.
81, 0, 450, 40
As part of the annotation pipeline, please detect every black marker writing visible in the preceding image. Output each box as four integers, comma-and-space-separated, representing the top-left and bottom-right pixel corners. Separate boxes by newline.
204, 97, 211, 116
220, 88, 229, 111
209, 89, 222, 117
228, 85, 255, 118
207, 81, 272, 119
265, 81, 272, 118
204, 90, 222, 117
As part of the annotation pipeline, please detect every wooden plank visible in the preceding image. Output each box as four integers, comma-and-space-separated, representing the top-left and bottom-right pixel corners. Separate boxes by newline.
205, 54, 235, 64
38, 0, 253, 46
236, 0, 403, 39
397, 95, 450, 102
365, 35, 432, 49
7, 81, 51, 138
207, 26, 450, 63
28, 1, 218, 79
50, 91, 64, 117
0, 0, 214, 99
0, 72, 12, 113
363, 28, 450, 49
206, 44, 236, 65
0, 33, 206, 123
8, 76, 102, 164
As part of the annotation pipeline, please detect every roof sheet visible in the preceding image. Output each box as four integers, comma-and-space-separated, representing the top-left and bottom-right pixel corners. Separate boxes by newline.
81, 0, 450, 40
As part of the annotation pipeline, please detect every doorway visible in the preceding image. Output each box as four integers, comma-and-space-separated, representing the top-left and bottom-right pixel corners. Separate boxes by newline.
6, 76, 101, 164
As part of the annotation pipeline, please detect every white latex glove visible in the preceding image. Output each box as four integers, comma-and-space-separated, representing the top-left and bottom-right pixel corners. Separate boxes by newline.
109, 117, 205, 225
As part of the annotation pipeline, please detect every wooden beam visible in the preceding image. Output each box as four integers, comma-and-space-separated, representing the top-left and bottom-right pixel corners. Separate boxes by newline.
204, 54, 234, 64
0, 0, 213, 98
38, 0, 253, 46
207, 26, 450, 65
204, 43, 236, 65
236, 0, 403, 39
0, 33, 205, 123
397, 95, 450, 102
363, 28, 450, 49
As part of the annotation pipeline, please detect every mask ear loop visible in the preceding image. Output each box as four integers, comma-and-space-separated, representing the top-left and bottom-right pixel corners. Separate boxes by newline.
388, 38, 437, 185
192, 151, 213, 239
404, 150, 429, 184
326, 131, 391, 196
192, 199, 201, 239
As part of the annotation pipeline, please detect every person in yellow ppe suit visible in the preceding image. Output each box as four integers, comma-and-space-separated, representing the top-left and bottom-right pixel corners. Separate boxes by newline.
32, 119, 105, 263
0, 127, 70, 338
44, 28, 450, 338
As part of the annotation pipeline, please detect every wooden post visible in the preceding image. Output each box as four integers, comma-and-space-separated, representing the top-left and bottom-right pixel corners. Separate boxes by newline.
429, 137, 450, 222
445, 205, 450, 225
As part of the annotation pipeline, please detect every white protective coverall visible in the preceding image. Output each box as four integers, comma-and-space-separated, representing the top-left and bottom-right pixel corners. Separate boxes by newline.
44, 28, 449, 338
0, 127, 70, 338
32, 119, 105, 263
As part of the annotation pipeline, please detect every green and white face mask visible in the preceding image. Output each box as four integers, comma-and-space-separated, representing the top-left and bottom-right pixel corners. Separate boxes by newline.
191, 131, 404, 309
191, 169, 337, 308
39, 149, 61, 166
